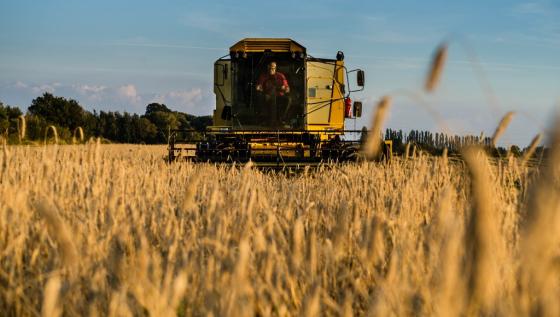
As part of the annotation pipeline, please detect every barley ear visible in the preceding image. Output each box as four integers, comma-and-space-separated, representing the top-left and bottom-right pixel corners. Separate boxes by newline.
33, 196, 78, 268
491, 111, 515, 147
41, 275, 62, 317
363, 96, 392, 160
425, 43, 448, 92
404, 143, 410, 159
45, 125, 59, 145
521, 133, 542, 166
18, 115, 26, 142
72, 127, 84, 144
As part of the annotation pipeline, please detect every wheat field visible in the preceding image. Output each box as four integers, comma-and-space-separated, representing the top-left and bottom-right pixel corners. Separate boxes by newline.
0, 138, 559, 316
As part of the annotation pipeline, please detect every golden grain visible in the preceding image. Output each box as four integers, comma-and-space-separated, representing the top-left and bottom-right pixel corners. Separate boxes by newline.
491, 111, 515, 147
0, 141, 557, 316
41, 275, 62, 317
519, 118, 560, 316
462, 146, 501, 312
45, 125, 59, 144
72, 126, 84, 144
521, 133, 543, 166
363, 96, 392, 160
17, 115, 26, 142
425, 43, 448, 92
33, 196, 78, 268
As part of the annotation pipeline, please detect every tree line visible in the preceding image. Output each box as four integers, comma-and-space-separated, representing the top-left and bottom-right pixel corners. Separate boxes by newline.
384, 128, 544, 158
1, 94, 542, 158
0, 93, 212, 144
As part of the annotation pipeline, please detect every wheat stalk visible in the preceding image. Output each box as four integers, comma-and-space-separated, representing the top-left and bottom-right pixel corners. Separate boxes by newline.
519, 116, 560, 315
462, 146, 501, 313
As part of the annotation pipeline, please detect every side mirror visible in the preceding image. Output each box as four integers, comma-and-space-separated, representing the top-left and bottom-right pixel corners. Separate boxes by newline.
353, 101, 362, 118
221, 105, 232, 120
357, 70, 365, 87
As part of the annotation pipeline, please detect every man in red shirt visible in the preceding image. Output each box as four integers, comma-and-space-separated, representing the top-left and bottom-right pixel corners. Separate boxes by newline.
256, 61, 290, 126
256, 61, 290, 96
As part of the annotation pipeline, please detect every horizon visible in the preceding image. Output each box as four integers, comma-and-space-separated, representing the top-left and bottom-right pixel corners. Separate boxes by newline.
1, 0, 559, 146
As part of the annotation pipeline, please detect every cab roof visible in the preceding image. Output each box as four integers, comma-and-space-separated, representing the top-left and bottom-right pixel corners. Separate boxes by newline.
229, 38, 306, 54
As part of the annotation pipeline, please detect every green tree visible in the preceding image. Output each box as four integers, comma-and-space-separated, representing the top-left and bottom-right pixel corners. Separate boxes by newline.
190, 115, 212, 131
0, 102, 10, 134
133, 116, 158, 143
0, 101, 23, 138
143, 103, 180, 142
28, 93, 85, 130
25, 115, 48, 140
145, 103, 171, 116
510, 145, 521, 157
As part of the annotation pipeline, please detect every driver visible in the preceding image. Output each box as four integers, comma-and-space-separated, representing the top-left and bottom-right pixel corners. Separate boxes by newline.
256, 61, 290, 96
256, 61, 290, 126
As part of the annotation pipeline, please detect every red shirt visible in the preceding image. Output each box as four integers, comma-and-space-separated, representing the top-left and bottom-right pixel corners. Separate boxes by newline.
257, 72, 289, 96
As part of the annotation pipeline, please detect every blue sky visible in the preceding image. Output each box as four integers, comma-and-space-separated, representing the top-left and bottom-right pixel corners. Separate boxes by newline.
1, 0, 559, 145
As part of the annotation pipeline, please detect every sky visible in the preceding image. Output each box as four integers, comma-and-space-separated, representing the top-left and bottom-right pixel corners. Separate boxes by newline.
1, 0, 559, 145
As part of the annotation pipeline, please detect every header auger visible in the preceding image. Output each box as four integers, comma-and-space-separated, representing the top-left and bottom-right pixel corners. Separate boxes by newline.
168, 38, 392, 167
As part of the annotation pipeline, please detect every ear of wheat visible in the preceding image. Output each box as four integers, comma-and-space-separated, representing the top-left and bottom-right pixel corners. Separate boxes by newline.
72, 127, 84, 144
521, 133, 542, 166
491, 111, 515, 147
17, 115, 26, 142
33, 196, 78, 268
363, 96, 392, 160
41, 275, 62, 317
45, 125, 59, 145
425, 43, 448, 92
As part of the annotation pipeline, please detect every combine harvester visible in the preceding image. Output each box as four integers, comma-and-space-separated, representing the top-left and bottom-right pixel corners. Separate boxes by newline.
168, 38, 391, 167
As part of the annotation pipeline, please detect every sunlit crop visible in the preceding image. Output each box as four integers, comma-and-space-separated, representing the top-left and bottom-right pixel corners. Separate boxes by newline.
1, 138, 559, 316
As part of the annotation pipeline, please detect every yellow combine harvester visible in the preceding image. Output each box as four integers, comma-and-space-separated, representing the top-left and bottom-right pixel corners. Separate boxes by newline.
168, 38, 391, 167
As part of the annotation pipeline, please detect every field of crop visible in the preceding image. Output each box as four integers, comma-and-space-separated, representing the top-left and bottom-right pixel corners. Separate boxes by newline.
0, 138, 559, 316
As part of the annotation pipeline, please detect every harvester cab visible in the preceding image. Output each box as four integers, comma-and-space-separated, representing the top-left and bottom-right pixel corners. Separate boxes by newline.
168, 38, 391, 167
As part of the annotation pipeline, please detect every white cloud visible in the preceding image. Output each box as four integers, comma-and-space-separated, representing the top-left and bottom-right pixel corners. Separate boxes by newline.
31, 84, 56, 94
72, 84, 108, 102
151, 88, 202, 108
117, 84, 141, 105
0, 81, 211, 115
74, 84, 107, 94
14, 81, 28, 89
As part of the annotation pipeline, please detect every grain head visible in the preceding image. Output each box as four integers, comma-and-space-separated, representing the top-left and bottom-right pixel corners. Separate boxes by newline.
425, 43, 448, 92
491, 111, 515, 147
363, 96, 392, 160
